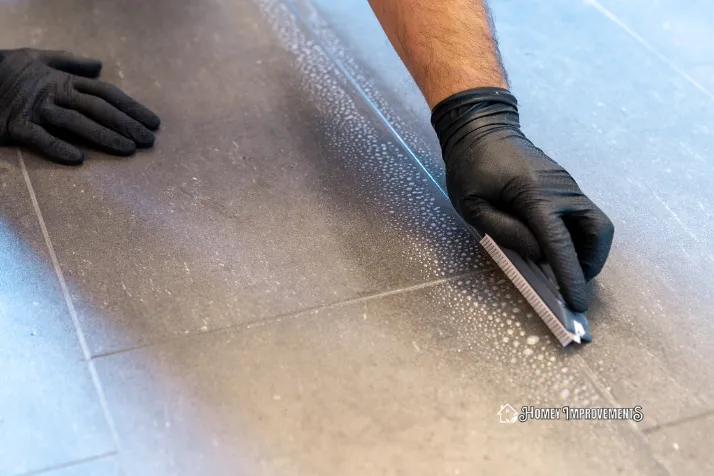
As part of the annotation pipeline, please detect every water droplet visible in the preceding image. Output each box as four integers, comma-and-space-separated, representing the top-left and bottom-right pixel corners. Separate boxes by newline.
526, 335, 540, 345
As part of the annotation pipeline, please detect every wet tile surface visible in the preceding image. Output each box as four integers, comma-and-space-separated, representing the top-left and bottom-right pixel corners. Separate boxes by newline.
0, 153, 113, 475
95, 273, 667, 476
4, 0, 488, 356
303, 0, 714, 428
289, 0, 445, 187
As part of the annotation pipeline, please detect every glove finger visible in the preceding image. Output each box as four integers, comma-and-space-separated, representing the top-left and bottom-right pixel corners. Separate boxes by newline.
59, 92, 155, 147
35, 50, 102, 78
563, 205, 615, 282
527, 209, 589, 312
9, 121, 83, 165
41, 103, 136, 156
461, 196, 542, 260
74, 78, 160, 130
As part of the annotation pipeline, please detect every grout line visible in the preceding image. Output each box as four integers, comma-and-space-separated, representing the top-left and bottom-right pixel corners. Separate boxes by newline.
585, 0, 714, 102
280, 0, 450, 201
642, 407, 714, 435
18, 451, 117, 476
92, 267, 493, 360
574, 354, 675, 476
573, 354, 636, 431
18, 150, 122, 452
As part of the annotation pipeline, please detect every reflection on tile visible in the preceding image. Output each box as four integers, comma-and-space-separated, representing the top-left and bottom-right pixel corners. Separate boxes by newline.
95, 272, 666, 476
285, 0, 714, 427
646, 413, 714, 476
594, 0, 714, 94
0, 154, 113, 475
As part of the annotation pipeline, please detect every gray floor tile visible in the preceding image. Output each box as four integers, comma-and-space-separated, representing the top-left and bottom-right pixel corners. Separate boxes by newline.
645, 413, 714, 476
3, 0, 489, 356
295, 0, 714, 428
0, 1, 100, 52
0, 153, 113, 475
95, 272, 666, 476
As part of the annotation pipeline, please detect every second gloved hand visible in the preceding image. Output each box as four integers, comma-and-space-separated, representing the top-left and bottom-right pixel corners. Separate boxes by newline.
431, 87, 614, 312
0, 48, 160, 165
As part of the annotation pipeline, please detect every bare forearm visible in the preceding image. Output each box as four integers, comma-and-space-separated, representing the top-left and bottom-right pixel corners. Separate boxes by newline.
368, 0, 507, 108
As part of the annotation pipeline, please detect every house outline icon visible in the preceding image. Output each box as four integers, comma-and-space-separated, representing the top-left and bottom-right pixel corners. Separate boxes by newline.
498, 403, 519, 423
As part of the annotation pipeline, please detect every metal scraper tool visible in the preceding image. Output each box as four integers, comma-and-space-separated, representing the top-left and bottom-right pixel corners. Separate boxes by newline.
479, 234, 592, 347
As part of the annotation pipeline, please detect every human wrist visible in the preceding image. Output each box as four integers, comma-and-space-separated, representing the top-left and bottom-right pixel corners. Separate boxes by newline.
431, 87, 521, 159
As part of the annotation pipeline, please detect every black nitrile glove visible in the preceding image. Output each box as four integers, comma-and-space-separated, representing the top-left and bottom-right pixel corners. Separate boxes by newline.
432, 87, 614, 312
0, 48, 160, 165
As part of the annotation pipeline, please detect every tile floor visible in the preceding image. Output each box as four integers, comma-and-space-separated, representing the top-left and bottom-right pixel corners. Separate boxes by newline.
1, 0, 712, 475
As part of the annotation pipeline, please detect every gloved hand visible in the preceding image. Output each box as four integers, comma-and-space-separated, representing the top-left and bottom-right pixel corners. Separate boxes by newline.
0, 48, 160, 165
431, 87, 614, 312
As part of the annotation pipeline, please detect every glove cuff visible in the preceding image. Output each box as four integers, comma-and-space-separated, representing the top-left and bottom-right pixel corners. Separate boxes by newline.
431, 87, 520, 159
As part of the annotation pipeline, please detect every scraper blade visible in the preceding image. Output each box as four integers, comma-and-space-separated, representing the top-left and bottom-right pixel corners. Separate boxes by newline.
479, 234, 592, 347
